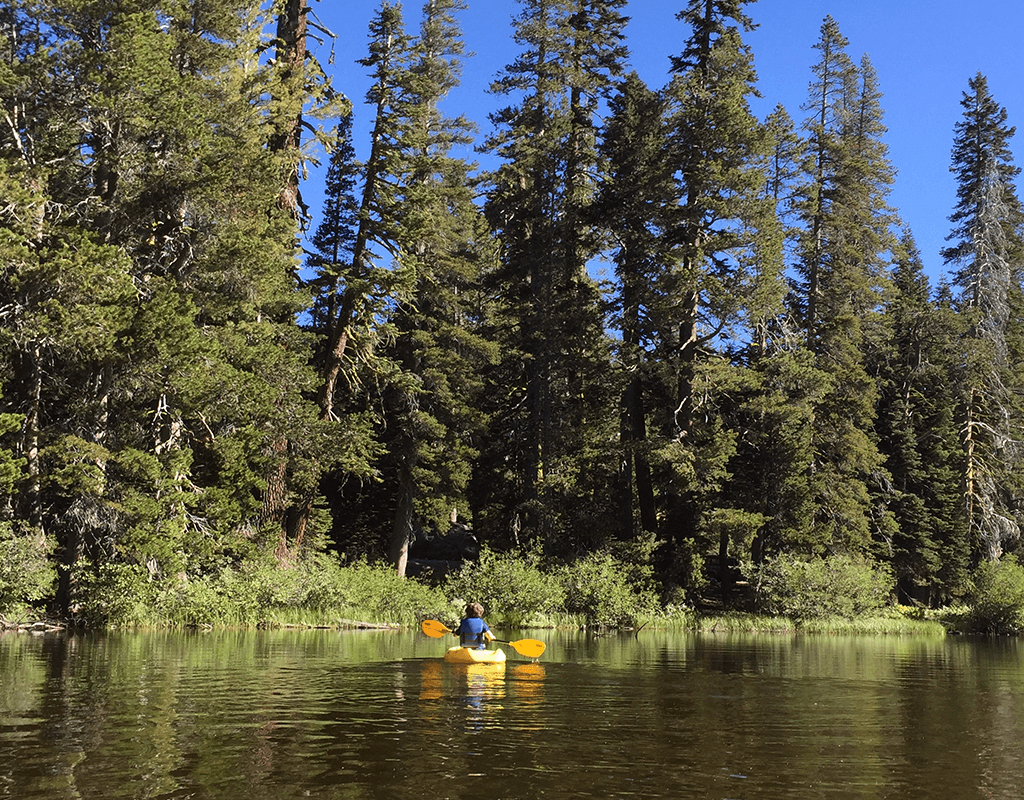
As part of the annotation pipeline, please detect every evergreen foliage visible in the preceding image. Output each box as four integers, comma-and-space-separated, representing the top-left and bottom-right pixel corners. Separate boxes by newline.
791, 17, 895, 554
653, 0, 782, 592
942, 73, 1024, 563
876, 233, 969, 603
4, 2, 1024, 628
476, 0, 627, 556
379, 0, 496, 574
592, 72, 673, 541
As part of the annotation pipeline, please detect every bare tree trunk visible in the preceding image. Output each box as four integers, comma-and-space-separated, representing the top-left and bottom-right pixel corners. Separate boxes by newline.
19, 345, 43, 536
390, 465, 415, 577
675, 287, 699, 437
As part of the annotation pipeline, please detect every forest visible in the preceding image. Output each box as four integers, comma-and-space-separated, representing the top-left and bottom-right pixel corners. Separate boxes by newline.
2, 0, 1024, 631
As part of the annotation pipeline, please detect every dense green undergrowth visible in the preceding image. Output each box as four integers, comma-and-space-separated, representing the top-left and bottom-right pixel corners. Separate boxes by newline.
2, 545, 1022, 636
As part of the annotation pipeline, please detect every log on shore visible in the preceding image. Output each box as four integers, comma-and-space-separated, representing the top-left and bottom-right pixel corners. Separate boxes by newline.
336, 619, 401, 630
0, 617, 65, 633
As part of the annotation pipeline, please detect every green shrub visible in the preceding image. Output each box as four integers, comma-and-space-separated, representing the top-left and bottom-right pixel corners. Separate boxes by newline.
0, 525, 56, 618
72, 561, 156, 627
340, 560, 449, 623
557, 550, 659, 628
152, 555, 448, 627
295, 554, 351, 614
933, 603, 972, 634
156, 575, 241, 627
751, 554, 894, 620
67, 552, 451, 629
443, 547, 565, 626
222, 557, 319, 622
968, 556, 1024, 634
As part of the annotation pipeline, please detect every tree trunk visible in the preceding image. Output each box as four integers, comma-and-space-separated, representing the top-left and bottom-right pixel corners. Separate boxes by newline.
262, 0, 308, 558
718, 525, 732, 603
390, 464, 416, 577
675, 287, 699, 437
271, 0, 308, 214
18, 345, 43, 536
620, 374, 657, 536
962, 386, 978, 554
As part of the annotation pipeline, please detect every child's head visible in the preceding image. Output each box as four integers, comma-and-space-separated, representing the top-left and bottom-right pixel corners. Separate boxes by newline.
465, 602, 484, 618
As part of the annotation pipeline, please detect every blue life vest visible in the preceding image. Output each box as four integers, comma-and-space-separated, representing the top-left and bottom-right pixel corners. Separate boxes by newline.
455, 617, 490, 649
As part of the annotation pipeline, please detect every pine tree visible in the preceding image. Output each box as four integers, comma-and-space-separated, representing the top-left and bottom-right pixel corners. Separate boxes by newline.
792, 17, 895, 554
755, 104, 803, 351
308, 112, 360, 345
656, 0, 782, 589
477, 0, 627, 554
592, 72, 673, 540
304, 3, 429, 570
380, 0, 496, 575
300, 111, 388, 562
941, 72, 1024, 562
877, 233, 969, 602
0, 1, 327, 608
715, 98, 821, 576
315, 2, 411, 428
302, 112, 385, 491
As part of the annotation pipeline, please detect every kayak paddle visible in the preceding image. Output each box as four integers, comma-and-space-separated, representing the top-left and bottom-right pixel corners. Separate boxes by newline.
421, 618, 454, 638
492, 636, 546, 658
420, 619, 546, 658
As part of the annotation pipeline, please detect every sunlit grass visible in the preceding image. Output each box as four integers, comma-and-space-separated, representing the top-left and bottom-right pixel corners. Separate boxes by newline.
795, 615, 947, 636
654, 610, 948, 636
692, 613, 797, 633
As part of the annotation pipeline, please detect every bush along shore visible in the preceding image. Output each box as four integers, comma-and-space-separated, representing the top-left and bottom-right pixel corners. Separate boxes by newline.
3, 547, 1022, 637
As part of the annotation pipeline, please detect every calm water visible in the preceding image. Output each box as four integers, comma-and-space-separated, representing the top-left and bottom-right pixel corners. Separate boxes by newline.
1, 627, 1022, 799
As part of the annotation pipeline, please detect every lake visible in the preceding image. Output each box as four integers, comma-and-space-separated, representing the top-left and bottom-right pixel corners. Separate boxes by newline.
1, 627, 1022, 799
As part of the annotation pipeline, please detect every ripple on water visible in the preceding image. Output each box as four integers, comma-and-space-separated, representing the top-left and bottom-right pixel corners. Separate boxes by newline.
3, 631, 1024, 799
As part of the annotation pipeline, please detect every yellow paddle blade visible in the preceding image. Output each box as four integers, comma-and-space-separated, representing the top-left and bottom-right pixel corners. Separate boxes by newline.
506, 638, 546, 659
421, 619, 451, 638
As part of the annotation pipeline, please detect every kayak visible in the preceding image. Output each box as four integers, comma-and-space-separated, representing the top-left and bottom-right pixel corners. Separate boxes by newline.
444, 646, 507, 665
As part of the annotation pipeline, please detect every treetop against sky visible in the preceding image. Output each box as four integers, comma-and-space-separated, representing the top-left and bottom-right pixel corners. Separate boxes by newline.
310, 0, 1024, 283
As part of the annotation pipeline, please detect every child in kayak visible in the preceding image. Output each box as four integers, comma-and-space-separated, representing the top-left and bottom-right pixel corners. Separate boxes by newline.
454, 602, 495, 650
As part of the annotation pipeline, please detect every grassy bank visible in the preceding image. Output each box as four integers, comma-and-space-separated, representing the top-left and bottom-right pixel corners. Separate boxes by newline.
0, 546, 1014, 637
690, 611, 948, 637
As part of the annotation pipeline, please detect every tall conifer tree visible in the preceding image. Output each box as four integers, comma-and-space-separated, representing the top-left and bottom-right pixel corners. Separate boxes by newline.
303, 3, 413, 563
792, 17, 895, 553
877, 233, 969, 602
381, 0, 495, 575
315, 3, 410, 427
478, 0, 627, 553
0, 1, 327, 608
942, 72, 1024, 562
307, 2, 494, 574
593, 72, 673, 541
656, 0, 781, 587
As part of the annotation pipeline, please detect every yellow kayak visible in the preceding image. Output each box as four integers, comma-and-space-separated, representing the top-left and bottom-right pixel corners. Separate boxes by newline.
444, 646, 507, 665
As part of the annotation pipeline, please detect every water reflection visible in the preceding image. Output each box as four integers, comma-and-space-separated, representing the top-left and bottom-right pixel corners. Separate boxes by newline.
2, 630, 1023, 799
461, 662, 506, 709
418, 657, 444, 701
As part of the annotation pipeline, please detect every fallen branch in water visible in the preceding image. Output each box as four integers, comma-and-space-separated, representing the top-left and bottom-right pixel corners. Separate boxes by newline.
260, 619, 401, 631
337, 619, 401, 630
0, 616, 65, 633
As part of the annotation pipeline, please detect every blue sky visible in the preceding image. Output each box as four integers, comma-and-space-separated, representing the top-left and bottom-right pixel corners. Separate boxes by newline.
308, 0, 1024, 283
